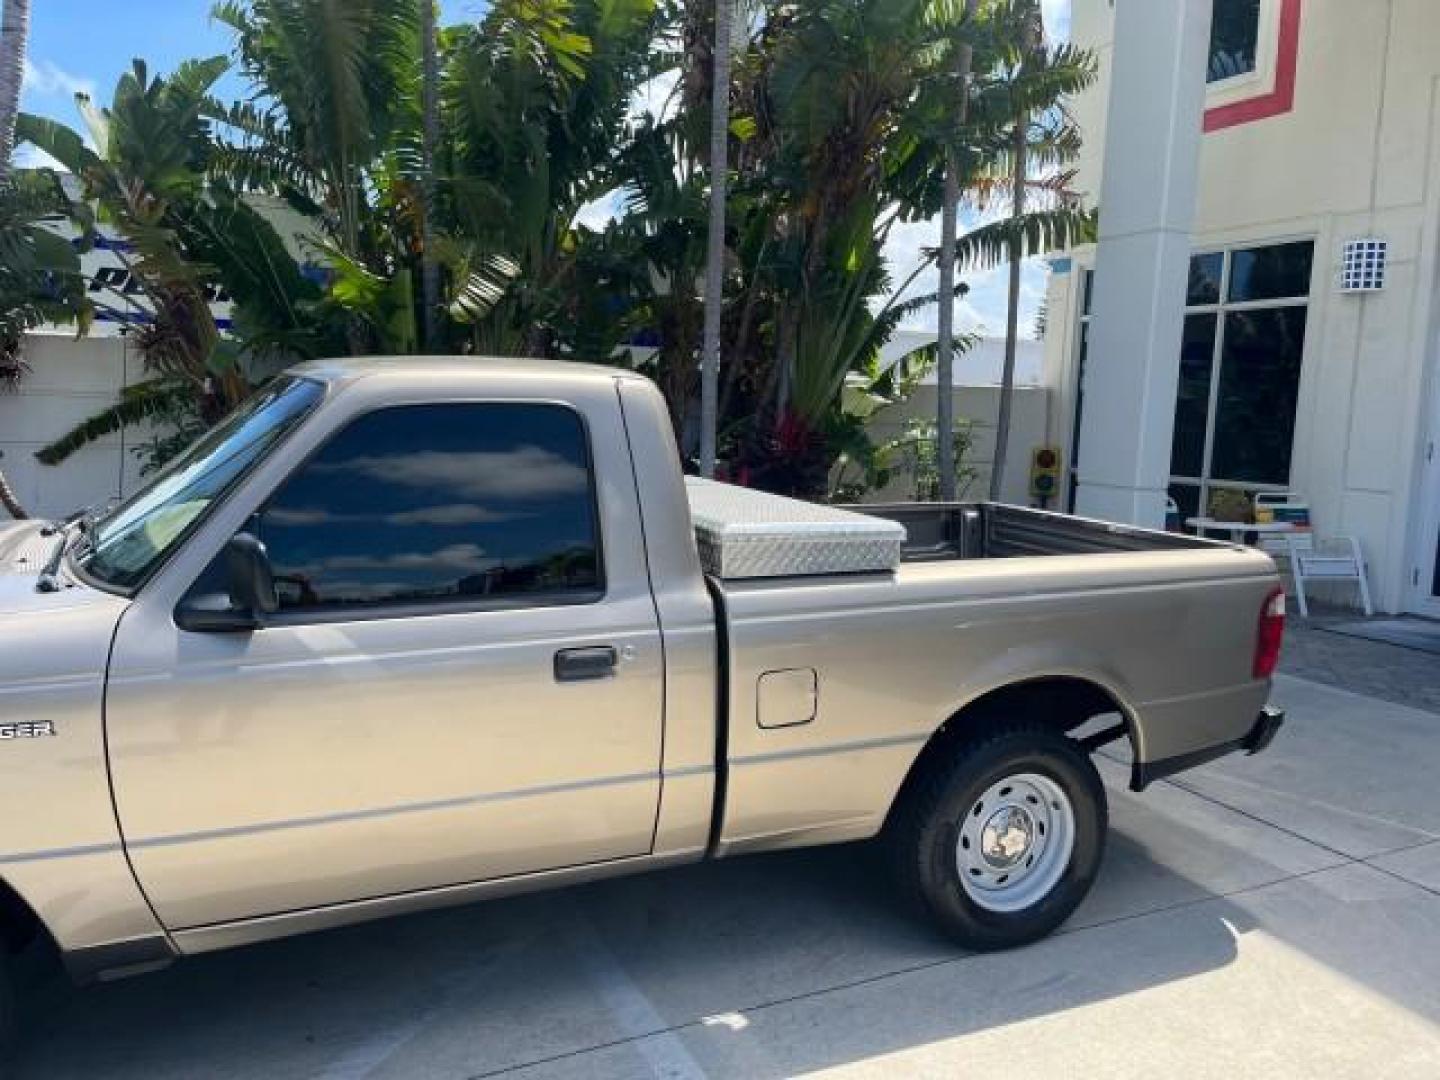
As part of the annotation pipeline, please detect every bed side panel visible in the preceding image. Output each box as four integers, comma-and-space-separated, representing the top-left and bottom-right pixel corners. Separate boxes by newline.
716, 548, 1278, 854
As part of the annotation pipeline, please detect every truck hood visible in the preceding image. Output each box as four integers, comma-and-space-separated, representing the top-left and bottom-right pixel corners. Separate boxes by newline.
0, 520, 130, 620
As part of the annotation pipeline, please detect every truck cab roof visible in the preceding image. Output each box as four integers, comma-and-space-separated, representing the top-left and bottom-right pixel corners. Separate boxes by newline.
288, 355, 640, 392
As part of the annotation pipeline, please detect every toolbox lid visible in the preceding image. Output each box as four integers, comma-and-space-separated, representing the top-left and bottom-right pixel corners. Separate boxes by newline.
685, 478, 905, 580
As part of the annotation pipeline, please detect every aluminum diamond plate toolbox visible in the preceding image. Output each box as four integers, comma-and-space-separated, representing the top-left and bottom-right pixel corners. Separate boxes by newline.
685, 478, 905, 579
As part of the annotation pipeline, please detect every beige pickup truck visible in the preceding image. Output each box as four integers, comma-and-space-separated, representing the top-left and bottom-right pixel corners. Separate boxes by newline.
0, 358, 1287, 1050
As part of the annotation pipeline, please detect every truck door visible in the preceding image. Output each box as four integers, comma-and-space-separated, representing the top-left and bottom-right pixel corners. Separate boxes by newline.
104, 391, 664, 930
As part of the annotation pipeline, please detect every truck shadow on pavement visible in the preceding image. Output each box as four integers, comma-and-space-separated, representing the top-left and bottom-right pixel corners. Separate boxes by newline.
14, 815, 1438, 1079
8, 828, 1242, 1079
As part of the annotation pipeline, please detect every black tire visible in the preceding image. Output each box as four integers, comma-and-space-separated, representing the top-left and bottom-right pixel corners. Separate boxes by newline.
0, 949, 15, 1077
891, 721, 1107, 950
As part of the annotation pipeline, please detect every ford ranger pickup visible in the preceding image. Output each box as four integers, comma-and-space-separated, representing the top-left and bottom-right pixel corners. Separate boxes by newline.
0, 357, 1287, 1050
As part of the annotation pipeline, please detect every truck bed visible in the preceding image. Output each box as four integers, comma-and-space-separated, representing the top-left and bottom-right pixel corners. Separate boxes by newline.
685, 479, 1210, 582
858, 503, 1211, 562
707, 500, 1277, 856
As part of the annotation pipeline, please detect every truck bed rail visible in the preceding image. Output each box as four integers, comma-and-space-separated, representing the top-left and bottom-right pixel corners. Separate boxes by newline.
856, 503, 1210, 562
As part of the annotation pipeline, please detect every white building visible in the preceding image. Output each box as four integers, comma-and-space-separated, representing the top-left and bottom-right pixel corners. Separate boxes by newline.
1043, 0, 1440, 615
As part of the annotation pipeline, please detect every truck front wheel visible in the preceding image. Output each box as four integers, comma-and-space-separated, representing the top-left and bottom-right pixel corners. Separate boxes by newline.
892, 723, 1107, 950
0, 948, 14, 1067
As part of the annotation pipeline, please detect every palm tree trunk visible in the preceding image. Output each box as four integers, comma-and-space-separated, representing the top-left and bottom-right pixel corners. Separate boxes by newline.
699, 0, 734, 478
989, 107, 1028, 503
0, 0, 34, 518
937, 0, 977, 502
937, 160, 960, 502
0, 460, 26, 520
0, 0, 29, 185
419, 0, 441, 351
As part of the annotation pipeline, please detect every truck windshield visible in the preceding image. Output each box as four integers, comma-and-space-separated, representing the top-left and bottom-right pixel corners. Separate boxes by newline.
77, 377, 326, 593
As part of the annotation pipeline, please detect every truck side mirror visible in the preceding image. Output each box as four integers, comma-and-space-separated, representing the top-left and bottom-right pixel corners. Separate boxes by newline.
175, 532, 279, 633
226, 533, 279, 617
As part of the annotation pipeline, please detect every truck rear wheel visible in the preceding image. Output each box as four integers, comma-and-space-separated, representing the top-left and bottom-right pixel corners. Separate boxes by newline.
892, 722, 1107, 950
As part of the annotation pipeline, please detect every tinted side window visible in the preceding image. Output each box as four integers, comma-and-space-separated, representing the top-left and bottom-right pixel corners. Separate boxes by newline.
259, 404, 601, 611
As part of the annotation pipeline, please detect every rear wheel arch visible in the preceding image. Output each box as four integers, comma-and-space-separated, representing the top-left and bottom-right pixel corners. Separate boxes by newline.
887, 675, 1137, 832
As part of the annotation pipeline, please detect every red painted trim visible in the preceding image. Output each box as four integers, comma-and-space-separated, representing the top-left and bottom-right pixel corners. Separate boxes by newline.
1203, 0, 1302, 133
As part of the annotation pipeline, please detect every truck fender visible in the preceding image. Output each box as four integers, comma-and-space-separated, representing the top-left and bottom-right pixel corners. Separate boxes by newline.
884, 672, 1142, 832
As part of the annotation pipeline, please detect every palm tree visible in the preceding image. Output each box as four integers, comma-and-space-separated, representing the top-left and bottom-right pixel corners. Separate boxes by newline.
728, 1, 940, 467
0, 0, 34, 515
419, 0, 441, 349
21, 60, 249, 421
18, 60, 342, 467
933, 0, 979, 503
608, 120, 710, 440
441, 0, 658, 357
0, 0, 29, 185
991, 0, 1039, 502
981, 0, 1095, 500
213, 0, 420, 263
0, 172, 90, 515
211, 0, 424, 352
698, 0, 732, 478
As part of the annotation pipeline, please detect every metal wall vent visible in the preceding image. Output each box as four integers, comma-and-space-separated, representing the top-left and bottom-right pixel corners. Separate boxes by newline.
1340, 238, 1387, 293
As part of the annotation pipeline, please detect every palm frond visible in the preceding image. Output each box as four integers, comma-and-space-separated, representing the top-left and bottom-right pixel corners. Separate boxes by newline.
35, 379, 193, 465
949, 206, 1097, 271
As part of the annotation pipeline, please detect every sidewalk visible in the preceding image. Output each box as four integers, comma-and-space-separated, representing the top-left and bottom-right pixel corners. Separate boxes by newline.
1282, 607, 1440, 715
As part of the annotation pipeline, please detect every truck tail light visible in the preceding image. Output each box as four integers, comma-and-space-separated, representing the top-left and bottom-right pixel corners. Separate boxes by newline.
1253, 587, 1286, 679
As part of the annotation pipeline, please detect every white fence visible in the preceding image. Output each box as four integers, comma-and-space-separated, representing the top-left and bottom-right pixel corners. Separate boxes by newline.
0, 334, 152, 520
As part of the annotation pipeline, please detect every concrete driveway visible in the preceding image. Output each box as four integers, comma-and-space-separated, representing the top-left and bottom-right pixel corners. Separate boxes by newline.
16, 673, 1440, 1079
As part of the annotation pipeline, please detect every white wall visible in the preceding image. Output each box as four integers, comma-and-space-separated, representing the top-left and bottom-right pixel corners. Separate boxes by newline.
1059, 0, 1440, 612
861, 385, 1051, 507
881, 330, 1046, 387
0, 333, 151, 520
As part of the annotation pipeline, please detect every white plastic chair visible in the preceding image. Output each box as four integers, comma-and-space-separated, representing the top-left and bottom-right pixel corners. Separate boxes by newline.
1254, 493, 1374, 617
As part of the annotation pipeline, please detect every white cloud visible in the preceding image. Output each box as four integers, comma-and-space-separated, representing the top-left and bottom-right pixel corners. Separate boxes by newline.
575, 190, 624, 232
319, 543, 496, 575
12, 144, 66, 171
322, 446, 590, 501
267, 503, 524, 527
22, 58, 95, 102
385, 504, 524, 526
632, 69, 681, 124
881, 210, 1050, 341
285, 545, 500, 581
1040, 0, 1072, 43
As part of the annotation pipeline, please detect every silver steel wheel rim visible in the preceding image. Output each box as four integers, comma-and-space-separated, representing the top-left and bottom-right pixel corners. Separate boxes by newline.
955, 772, 1075, 914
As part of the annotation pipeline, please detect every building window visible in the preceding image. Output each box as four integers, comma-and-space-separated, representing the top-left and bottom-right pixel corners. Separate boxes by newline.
1208, 0, 1262, 83
1169, 240, 1314, 524
257, 403, 603, 612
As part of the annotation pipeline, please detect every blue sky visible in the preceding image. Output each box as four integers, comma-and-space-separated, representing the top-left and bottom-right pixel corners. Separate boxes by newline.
20, 1, 484, 125
22, 0, 1072, 352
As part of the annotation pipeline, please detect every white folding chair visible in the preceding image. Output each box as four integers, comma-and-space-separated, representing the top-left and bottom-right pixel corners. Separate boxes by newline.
1254, 493, 1374, 617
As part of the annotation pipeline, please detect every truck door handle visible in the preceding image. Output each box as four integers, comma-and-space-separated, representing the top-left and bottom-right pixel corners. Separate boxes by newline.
554, 647, 618, 682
